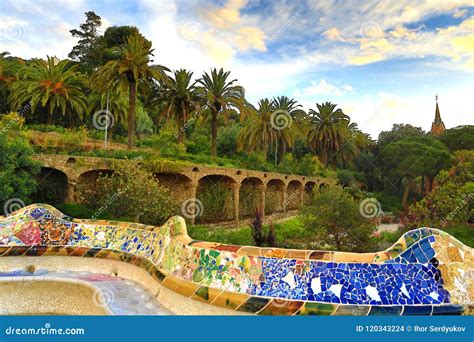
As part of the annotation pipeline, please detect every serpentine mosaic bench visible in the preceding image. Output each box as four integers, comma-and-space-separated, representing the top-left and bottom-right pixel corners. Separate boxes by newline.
0, 204, 472, 315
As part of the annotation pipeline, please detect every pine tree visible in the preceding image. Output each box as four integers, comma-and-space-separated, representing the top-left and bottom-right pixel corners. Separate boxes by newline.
68, 11, 104, 73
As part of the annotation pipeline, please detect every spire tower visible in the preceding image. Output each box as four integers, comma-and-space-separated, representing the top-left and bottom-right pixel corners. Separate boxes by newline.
431, 95, 445, 136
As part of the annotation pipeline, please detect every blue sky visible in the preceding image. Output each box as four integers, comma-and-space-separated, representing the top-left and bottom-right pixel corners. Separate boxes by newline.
0, 0, 473, 138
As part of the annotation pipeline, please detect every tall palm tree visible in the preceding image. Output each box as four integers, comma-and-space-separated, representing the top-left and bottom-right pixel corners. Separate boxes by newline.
237, 99, 275, 158
196, 68, 246, 158
307, 102, 349, 166
272, 96, 306, 163
91, 32, 168, 149
155, 69, 201, 145
8, 56, 87, 124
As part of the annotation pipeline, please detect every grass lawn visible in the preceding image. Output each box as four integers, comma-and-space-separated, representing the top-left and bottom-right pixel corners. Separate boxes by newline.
189, 219, 474, 249
188, 217, 311, 248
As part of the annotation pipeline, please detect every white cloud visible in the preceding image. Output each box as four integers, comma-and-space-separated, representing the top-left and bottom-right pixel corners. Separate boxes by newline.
293, 80, 354, 98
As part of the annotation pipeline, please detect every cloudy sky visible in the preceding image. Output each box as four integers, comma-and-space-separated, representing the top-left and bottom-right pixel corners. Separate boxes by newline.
0, 0, 473, 139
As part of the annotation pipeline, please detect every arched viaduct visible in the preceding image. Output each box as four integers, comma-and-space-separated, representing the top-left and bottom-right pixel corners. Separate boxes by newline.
33, 154, 336, 224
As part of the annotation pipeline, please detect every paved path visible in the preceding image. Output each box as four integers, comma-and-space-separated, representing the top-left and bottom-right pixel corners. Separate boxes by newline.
376, 223, 402, 232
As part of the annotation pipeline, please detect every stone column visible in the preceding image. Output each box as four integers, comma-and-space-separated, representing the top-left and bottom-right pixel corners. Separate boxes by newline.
259, 184, 267, 219
65, 178, 77, 203
299, 185, 305, 207
230, 182, 241, 223
282, 183, 288, 212
187, 181, 199, 225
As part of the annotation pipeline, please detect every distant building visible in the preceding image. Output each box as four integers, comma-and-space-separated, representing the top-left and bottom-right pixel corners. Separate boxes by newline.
431, 95, 446, 136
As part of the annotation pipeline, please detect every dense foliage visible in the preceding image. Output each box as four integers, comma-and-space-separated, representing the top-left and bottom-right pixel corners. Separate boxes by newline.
0, 113, 40, 213
402, 150, 474, 229
300, 186, 377, 252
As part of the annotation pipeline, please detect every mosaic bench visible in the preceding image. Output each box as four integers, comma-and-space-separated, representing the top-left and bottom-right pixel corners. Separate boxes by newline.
0, 204, 472, 315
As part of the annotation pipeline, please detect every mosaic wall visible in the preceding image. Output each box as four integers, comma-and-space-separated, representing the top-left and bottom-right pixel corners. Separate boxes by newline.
0, 204, 472, 315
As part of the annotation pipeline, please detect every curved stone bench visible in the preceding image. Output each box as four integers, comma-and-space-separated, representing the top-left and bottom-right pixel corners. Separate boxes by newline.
0, 204, 472, 315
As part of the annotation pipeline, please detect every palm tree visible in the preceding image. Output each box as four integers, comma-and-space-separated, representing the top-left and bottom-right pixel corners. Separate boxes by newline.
87, 89, 128, 140
337, 121, 373, 167
8, 56, 87, 124
307, 102, 349, 166
91, 32, 168, 149
155, 69, 201, 145
237, 99, 276, 158
196, 68, 246, 158
0, 52, 19, 113
272, 95, 306, 163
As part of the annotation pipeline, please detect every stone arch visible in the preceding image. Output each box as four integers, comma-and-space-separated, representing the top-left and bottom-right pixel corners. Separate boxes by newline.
196, 175, 237, 223
265, 179, 286, 214
153, 172, 193, 204
76, 169, 114, 204
304, 181, 316, 203
32, 167, 69, 204
66, 157, 77, 166
286, 180, 303, 210
239, 177, 264, 219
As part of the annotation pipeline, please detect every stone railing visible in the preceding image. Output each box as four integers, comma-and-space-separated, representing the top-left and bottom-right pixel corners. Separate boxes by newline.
0, 204, 472, 315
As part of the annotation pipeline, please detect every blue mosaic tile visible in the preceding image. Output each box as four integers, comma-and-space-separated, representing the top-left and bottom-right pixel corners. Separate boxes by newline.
250, 257, 450, 305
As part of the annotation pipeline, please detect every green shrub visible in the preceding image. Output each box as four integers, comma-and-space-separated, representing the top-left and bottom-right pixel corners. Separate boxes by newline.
300, 186, 377, 252
373, 191, 403, 215
90, 161, 178, 225
0, 112, 40, 212
139, 128, 185, 156
278, 153, 325, 176
187, 131, 211, 155
240, 152, 271, 171
62, 126, 89, 153
26, 124, 67, 133
217, 124, 241, 157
